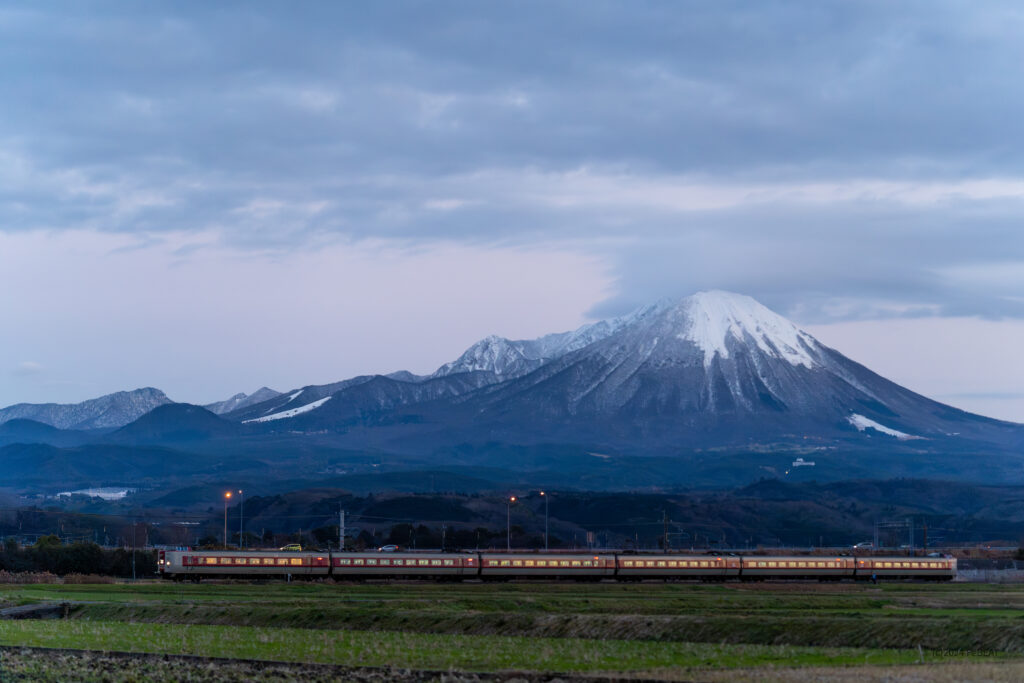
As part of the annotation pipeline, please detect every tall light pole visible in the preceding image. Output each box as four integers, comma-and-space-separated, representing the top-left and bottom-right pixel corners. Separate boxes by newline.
238, 489, 244, 549
540, 491, 549, 551
223, 491, 232, 547
506, 496, 516, 551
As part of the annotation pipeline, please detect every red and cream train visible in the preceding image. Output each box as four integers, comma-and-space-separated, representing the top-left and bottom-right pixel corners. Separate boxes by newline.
158, 549, 956, 581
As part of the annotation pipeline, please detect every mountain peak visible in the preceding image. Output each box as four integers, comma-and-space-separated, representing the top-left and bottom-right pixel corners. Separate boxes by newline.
675, 290, 820, 368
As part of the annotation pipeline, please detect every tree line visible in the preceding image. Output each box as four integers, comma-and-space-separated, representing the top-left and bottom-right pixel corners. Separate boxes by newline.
0, 536, 155, 577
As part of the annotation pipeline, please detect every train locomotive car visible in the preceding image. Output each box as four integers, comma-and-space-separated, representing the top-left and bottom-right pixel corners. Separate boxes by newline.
854, 556, 956, 581
159, 549, 330, 579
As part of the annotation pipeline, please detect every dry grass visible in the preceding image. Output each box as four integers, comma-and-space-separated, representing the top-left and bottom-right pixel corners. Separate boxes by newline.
0, 571, 58, 585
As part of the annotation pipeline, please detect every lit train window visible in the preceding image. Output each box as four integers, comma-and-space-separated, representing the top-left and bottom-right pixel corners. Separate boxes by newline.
249, 558, 260, 565
277, 558, 288, 565
337, 559, 350, 565
582, 561, 592, 567
572, 561, 581, 567
205, 558, 217, 565
443, 560, 453, 566
700, 561, 708, 567
525, 560, 535, 567
367, 559, 377, 565
290, 558, 301, 566
431, 560, 441, 566
500, 560, 510, 567
560, 561, 570, 567
623, 560, 633, 567
656, 561, 665, 567
353, 559, 364, 566
263, 559, 274, 565
513, 560, 523, 567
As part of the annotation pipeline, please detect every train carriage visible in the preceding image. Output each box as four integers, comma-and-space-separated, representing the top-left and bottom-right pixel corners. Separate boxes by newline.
854, 556, 956, 581
159, 549, 330, 579
478, 553, 616, 579
740, 555, 854, 580
616, 554, 738, 579
331, 551, 474, 579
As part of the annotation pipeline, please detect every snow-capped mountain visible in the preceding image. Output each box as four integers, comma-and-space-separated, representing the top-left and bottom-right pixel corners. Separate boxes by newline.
450, 291, 1018, 445
225, 290, 1022, 455
205, 387, 282, 415
0, 388, 173, 430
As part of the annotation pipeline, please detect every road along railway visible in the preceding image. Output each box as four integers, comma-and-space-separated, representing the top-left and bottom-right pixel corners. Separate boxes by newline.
159, 549, 956, 582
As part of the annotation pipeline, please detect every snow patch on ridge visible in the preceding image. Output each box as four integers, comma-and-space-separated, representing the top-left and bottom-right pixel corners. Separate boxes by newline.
679, 290, 820, 369
847, 413, 921, 440
244, 396, 331, 423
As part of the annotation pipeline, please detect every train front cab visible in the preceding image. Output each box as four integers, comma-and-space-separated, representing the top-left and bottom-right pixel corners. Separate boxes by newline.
160, 550, 330, 579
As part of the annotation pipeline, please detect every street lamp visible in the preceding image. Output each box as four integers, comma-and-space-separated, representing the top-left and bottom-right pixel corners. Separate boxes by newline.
238, 489, 244, 549
223, 491, 232, 547
540, 491, 549, 551
506, 496, 517, 551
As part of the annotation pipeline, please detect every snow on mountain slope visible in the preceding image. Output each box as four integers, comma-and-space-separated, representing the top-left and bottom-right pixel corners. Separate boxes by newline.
243, 396, 332, 423
680, 291, 820, 368
848, 413, 921, 440
432, 302, 661, 379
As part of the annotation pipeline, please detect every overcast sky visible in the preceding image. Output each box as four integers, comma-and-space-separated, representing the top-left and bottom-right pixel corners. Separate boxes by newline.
2, 1, 1023, 421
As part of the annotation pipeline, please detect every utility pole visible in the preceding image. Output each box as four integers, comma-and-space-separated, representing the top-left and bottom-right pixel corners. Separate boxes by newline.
339, 509, 345, 550
662, 510, 669, 552
506, 497, 516, 551
131, 520, 136, 581
239, 490, 244, 550
540, 491, 549, 550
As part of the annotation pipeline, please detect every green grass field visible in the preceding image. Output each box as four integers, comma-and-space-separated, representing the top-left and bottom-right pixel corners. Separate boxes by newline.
1, 581, 1022, 680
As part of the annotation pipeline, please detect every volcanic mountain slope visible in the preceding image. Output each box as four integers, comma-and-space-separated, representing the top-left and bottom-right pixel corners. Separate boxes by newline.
449, 291, 1022, 448
226, 291, 1023, 456
0, 388, 172, 430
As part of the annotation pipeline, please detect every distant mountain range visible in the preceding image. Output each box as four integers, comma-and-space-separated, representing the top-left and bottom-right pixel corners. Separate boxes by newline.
3, 291, 1023, 491
0, 387, 171, 430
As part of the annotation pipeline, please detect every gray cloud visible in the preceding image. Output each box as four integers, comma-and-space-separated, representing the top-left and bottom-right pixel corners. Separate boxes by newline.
2, 1, 1023, 321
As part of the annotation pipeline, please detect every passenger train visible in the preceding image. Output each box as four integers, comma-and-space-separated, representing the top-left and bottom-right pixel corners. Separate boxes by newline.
158, 549, 956, 581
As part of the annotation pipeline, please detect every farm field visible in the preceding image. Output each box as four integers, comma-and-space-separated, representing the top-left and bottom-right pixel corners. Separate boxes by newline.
1, 581, 1023, 681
